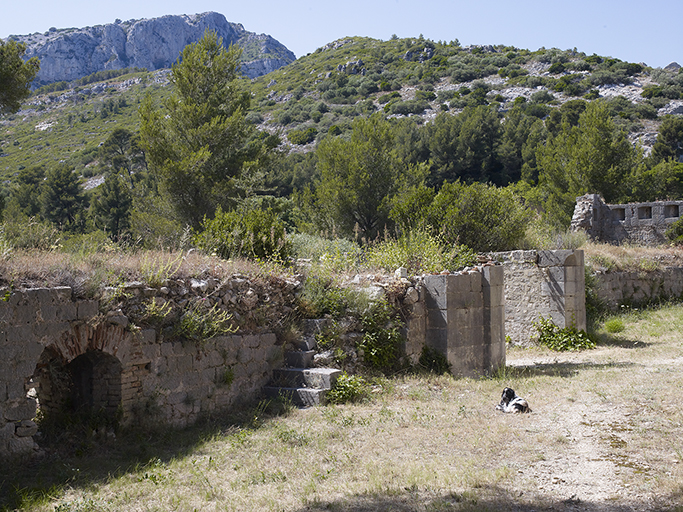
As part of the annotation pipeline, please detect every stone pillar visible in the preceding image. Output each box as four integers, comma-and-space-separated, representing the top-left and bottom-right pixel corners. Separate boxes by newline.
424, 269, 505, 377
537, 250, 586, 332
482, 265, 505, 373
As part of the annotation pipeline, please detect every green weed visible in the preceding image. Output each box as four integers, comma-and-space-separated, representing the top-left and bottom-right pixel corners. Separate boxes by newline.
326, 373, 370, 404
174, 299, 236, 342
533, 316, 596, 351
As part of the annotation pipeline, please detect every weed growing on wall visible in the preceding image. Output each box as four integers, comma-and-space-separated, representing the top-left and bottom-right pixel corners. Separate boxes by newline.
174, 299, 236, 342
533, 316, 596, 351
140, 252, 183, 287
297, 274, 369, 319
143, 298, 172, 326
358, 298, 405, 372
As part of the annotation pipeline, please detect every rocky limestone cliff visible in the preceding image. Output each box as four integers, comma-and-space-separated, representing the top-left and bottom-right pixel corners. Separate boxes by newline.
11, 12, 295, 85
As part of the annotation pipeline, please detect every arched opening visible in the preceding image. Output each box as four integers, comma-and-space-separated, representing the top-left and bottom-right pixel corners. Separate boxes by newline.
33, 347, 122, 432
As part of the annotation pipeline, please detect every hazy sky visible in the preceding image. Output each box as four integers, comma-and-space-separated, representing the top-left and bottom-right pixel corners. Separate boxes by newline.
2, 0, 681, 68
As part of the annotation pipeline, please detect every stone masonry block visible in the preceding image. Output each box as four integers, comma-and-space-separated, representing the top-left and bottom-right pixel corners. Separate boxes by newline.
13, 305, 37, 325
423, 275, 447, 310
426, 328, 448, 354
24, 288, 53, 305
77, 300, 99, 320
449, 344, 486, 377
446, 273, 474, 295
546, 266, 565, 283
245, 335, 259, 349
56, 303, 78, 322
541, 281, 564, 297
537, 250, 575, 267
260, 333, 277, 346
5, 325, 33, 344
565, 250, 584, 267
482, 265, 504, 287
4, 398, 37, 421
447, 290, 483, 310
53, 287, 73, 302
426, 308, 448, 329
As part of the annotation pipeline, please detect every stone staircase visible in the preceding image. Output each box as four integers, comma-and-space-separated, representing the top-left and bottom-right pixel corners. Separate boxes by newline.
263, 320, 341, 406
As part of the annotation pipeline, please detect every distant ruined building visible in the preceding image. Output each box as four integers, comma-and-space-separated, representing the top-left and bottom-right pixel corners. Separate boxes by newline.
571, 194, 683, 245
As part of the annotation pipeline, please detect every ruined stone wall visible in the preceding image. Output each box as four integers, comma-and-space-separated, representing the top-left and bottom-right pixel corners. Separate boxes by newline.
0, 275, 297, 459
572, 194, 683, 245
402, 265, 505, 377
593, 268, 683, 309
494, 250, 586, 346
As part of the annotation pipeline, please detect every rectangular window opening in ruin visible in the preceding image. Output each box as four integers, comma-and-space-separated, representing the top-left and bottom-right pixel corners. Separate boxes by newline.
613, 208, 626, 222
638, 206, 652, 220
665, 205, 680, 218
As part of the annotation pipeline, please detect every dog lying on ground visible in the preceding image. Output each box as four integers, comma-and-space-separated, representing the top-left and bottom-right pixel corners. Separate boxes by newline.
495, 387, 531, 413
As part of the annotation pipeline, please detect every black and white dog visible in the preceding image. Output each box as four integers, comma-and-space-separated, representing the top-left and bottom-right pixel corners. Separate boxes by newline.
495, 387, 531, 413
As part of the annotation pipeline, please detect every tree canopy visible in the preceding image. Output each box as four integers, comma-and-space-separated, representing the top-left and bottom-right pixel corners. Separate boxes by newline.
0, 40, 39, 114
139, 30, 274, 228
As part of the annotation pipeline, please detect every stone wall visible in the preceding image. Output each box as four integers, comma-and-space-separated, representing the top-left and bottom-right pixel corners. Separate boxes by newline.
403, 265, 506, 377
0, 275, 296, 459
593, 268, 683, 309
494, 250, 586, 346
571, 194, 683, 245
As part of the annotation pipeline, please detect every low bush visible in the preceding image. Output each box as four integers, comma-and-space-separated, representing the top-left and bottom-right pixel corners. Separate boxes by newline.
365, 229, 476, 275
194, 207, 291, 262
174, 299, 236, 342
604, 318, 625, 333
287, 126, 317, 145
533, 316, 596, 351
326, 373, 369, 404
358, 298, 404, 373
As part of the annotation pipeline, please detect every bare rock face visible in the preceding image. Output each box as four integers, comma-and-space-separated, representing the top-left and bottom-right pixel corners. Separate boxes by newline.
15, 12, 295, 85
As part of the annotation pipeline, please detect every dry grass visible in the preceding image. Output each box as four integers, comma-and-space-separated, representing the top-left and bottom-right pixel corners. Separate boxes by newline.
583, 241, 683, 272
3, 304, 683, 511
0, 249, 276, 293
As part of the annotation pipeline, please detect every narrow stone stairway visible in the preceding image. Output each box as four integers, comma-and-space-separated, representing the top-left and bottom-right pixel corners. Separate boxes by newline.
263, 320, 341, 406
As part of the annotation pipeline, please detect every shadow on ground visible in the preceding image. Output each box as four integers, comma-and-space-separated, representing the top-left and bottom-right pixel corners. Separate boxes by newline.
0, 397, 289, 510
502, 360, 636, 379
295, 485, 679, 512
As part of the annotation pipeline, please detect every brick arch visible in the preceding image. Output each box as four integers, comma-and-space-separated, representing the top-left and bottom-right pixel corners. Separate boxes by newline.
32, 321, 133, 426
49, 321, 133, 365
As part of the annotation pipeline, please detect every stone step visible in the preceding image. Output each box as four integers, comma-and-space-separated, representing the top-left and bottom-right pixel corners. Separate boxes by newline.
262, 386, 328, 406
284, 350, 315, 368
271, 367, 342, 389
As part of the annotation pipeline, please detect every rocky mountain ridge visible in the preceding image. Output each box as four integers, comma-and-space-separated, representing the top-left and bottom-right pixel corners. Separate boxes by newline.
7, 12, 295, 85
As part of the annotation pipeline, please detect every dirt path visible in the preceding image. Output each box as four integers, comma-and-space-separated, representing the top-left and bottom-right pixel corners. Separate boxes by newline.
503, 353, 675, 511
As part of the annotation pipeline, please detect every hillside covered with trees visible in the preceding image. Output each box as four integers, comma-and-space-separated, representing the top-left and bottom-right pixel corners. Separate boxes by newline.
1, 31, 683, 266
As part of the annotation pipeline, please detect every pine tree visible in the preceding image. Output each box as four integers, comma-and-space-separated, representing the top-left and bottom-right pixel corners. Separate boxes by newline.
139, 30, 271, 228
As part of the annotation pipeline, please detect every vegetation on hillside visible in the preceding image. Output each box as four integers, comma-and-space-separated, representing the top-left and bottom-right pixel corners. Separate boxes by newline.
0, 32, 682, 268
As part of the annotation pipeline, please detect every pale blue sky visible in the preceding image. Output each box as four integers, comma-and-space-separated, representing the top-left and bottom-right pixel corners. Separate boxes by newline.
2, 0, 681, 68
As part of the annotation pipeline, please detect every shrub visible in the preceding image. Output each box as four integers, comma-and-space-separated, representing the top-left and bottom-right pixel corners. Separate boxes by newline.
365, 229, 476, 275
428, 181, 531, 252
194, 206, 291, 262
604, 318, 625, 333
533, 317, 596, 351
666, 217, 683, 245
287, 126, 317, 145
174, 299, 236, 342
389, 100, 429, 115
298, 275, 353, 319
326, 373, 369, 404
358, 298, 404, 372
